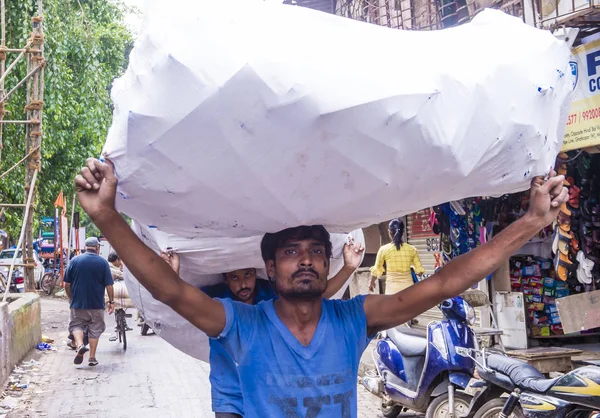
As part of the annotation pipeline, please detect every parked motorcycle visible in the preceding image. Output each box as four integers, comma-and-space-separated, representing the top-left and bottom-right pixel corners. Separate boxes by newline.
0, 268, 25, 293
467, 349, 600, 418
362, 296, 478, 417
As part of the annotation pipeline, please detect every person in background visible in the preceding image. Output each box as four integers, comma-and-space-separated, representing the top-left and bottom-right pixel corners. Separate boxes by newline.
369, 219, 425, 294
160, 240, 364, 418
68, 251, 121, 348
107, 251, 133, 341
108, 251, 123, 281
64, 237, 114, 367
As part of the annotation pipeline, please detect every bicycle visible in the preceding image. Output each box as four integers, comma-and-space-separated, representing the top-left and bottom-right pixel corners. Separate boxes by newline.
40, 269, 60, 295
112, 308, 132, 350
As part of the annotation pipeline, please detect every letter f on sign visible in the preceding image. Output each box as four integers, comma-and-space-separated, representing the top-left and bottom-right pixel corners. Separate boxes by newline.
587, 50, 600, 77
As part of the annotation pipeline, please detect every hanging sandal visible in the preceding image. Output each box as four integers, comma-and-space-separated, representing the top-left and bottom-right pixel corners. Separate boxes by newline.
557, 163, 568, 176
552, 226, 560, 255
571, 236, 580, 252
554, 252, 573, 281
557, 229, 572, 255
557, 152, 569, 163
558, 208, 571, 228
569, 186, 580, 208
429, 210, 441, 234
441, 233, 452, 256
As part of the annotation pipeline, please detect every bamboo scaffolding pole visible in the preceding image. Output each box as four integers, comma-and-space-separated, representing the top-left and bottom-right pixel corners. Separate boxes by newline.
2, 169, 37, 302
0, 1, 45, 291
0, 120, 38, 124
0, 0, 6, 162
0, 145, 40, 180
0, 1, 46, 292
23, 1, 44, 291
0, 43, 31, 86
0, 63, 42, 105
0, 263, 34, 267
67, 195, 75, 257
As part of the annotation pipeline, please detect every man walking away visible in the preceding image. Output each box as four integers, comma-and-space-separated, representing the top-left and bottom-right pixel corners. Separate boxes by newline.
64, 237, 115, 367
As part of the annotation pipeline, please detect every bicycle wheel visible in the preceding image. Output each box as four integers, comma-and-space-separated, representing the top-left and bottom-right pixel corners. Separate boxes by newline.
120, 314, 127, 350
40, 273, 55, 295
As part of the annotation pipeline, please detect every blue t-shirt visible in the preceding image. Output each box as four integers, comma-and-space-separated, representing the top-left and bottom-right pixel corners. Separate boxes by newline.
203, 279, 276, 414
63, 252, 113, 310
213, 295, 370, 418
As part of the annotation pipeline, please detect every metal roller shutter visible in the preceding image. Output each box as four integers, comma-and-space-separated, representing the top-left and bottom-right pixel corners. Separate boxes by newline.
407, 208, 484, 328
407, 209, 444, 325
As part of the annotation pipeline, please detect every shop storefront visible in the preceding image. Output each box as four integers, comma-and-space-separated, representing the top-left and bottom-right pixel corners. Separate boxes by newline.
404, 150, 600, 349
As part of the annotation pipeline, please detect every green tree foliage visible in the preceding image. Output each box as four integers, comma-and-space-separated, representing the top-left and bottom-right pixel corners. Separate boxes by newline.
0, 0, 132, 241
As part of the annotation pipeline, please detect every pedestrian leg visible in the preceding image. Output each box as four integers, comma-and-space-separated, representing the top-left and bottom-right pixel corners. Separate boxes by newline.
72, 330, 85, 348
89, 338, 99, 359
72, 330, 89, 364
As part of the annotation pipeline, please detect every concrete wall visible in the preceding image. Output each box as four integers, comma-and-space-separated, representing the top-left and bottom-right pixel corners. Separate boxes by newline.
349, 267, 381, 297
0, 293, 41, 388
0, 300, 9, 391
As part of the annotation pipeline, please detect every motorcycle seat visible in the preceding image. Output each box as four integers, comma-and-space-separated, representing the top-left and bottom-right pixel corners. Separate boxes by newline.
387, 326, 427, 357
487, 353, 560, 393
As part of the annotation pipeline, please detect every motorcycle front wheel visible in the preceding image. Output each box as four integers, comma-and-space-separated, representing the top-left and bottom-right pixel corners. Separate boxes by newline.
380, 403, 403, 418
425, 392, 471, 418
473, 398, 524, 418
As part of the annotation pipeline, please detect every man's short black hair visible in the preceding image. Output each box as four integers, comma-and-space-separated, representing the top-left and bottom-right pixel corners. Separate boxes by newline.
260, 225, 333, 263
108, 251, 119, 263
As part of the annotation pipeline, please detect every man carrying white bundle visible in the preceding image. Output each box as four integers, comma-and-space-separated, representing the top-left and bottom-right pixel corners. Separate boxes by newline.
75, 158, 567, 417
160, 245, 363, 418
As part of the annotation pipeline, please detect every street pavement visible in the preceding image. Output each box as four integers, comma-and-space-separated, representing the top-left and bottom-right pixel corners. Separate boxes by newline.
4, 297, 385, 418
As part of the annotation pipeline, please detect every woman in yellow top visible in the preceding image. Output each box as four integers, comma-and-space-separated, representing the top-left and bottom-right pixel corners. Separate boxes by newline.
369, 218, 425, 294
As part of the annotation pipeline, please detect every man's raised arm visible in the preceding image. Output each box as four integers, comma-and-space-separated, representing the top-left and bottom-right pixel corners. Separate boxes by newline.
75, 158, 226, 337
364, 173, 569, 335
323, 237, 364, 299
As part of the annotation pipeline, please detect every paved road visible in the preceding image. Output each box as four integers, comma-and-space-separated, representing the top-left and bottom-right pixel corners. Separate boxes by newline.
5, 297, 384, 418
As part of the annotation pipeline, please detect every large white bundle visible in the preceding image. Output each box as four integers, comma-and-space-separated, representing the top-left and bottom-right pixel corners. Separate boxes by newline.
124, 223, 365, 361
103, 0, 573, 239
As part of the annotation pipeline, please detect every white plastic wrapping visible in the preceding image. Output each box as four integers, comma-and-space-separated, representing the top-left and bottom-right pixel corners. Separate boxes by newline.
103, 0, 573, 239
124, 223, 365, 361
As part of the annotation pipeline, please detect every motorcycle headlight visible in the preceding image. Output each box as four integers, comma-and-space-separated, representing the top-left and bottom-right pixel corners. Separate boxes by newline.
465, 301, 476, 325
431, 327, 448, 360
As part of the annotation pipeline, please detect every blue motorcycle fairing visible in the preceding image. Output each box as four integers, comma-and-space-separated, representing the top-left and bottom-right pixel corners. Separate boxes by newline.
441, 296, 472, 322
449, 372, 471, 389
441, 320, 476, 370
376, 339, 406, 381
